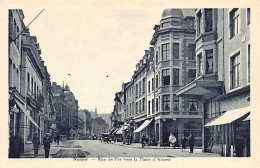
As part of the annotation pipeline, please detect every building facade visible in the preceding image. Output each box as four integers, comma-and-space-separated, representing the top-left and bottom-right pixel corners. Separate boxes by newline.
176, 8, 250, 157
150, 9, 201, 146
8, 9, 53, 153
51, 82, 79, 140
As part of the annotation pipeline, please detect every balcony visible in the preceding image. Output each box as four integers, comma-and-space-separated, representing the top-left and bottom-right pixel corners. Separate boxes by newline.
176, 73, 223, 100
155, 111, 203, 119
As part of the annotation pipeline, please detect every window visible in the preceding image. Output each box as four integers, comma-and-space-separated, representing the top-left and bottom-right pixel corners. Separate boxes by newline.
130, 103, 132, 116
136, 84, 138, 97
162, 69, 170, 86
31, 78, 34, 94
142, 78, 145, 93
188, 69, 196, 82
189, 99, 198, 111
205, 8, 213, 32
148, 81, 151, 93
16, 25, 20, 49
152, 78, 154, 91
247, 8, 250, 25
162, 43, 170, 61
230, 8, 239, 39
206, 49, 213, 74
173, 68, 179, 85
152, 99, 154, 114
139, 81, 141, 96
230, 52, 240, 89
139, 100, 141, 113
173, 43, 179, 59
156, 98, 158, 112
173, 95, 179, 111
156, 74, 158, 89
248, 44, 250, 82
197, 10, 202, 35
188, 44, 196, 60
198, 53, 203, 76
136, 102, 138, 114
156, 51, 159, 64
142, 98, 145, 111
162, 22, 170, 28
148, 101, 151, 115
27, 73, 30, 91
162, 95, 170, 111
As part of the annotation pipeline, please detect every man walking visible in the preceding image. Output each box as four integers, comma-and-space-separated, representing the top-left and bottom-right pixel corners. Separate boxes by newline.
32, 132, 40, 157
189, 132, 195, 153
9, 132, 23, 158
56, 134, 60, 145
43, 133, 52, 158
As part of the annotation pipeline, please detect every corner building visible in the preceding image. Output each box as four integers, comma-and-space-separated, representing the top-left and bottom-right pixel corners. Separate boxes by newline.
176, 8, 250, 157
150, 9, 202, 146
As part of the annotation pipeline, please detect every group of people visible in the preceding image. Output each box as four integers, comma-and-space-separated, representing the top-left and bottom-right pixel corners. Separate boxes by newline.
169, 132, 195, 153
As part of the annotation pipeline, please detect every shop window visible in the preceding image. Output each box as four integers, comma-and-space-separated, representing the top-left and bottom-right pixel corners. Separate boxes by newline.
230, 52, 240, 89
162, 43, 170, 61
173, 43, 179, 59
173, 95, 179, 111
173, 68, 179, 85
189, 99, 198, 111
206, 49, 213, 74
230, 8, 240, 39
162, 69, 170, 86
188, 69, 196, 82
162, 95, 170, 111
188, 44, 196, 60
205, 8, 213, 32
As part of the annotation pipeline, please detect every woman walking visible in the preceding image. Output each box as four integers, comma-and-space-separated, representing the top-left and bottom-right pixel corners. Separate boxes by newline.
181, 135, 187, 152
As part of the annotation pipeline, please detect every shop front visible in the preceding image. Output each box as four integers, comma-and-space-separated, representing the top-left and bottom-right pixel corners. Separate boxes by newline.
205, 106, 250, 157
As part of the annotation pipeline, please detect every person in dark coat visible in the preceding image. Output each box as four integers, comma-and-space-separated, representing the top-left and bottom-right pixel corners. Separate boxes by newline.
9, 132, 23, 158
235, 135, 245, 157
32, 132, 40, 157
189, 132, 195, 153
56, 134, 60, 145
43, 133, 52, 158
141, 134, 146, 148
181, 135, 187, 152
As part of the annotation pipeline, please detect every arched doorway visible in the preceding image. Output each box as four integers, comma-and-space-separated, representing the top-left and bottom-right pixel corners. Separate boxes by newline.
162, 120, 178, 145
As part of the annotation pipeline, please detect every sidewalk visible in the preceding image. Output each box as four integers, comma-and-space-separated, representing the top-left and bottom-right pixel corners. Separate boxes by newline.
112, 142, 221, 157
21, 141, 63, 158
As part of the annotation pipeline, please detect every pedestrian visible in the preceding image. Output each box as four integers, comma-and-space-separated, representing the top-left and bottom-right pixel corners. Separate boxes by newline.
141, 133, 146, 148
9, 132, 23, 158
169, 133, 176, 148
235, 135, 245, 157
32, 132, 40, 157
43, 133, 52, 158
189, 132, 195, 153
181, 134, 187, 152
56, 134, 60, 145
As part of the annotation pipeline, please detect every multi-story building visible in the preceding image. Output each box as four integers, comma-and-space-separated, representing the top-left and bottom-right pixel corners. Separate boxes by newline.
150, 9, 201, 146
52, 82, 79, 140
8, 9, 53, 153
176, 8, 250, 157
91, 117, 109, 138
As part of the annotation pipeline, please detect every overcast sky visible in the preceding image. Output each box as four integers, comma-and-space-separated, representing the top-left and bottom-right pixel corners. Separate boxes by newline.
20, 1, 178, 114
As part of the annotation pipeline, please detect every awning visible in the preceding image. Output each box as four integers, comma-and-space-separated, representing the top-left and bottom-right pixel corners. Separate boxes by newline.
111, 128, 119, 134
205, 106, 250, 127
15, 100, 41, 130
108, 128, 116, 135
134, 119, 153, 133
116, 127, 123, 134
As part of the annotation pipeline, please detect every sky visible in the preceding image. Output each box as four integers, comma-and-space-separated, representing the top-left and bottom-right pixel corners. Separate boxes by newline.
19, 1, 177, 114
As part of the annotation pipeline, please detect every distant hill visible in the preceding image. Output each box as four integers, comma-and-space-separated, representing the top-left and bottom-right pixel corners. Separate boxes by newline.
98, 113, 111, 126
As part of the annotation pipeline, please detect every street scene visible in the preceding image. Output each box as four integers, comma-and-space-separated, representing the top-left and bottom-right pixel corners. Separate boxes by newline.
8, 6, 250, 159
